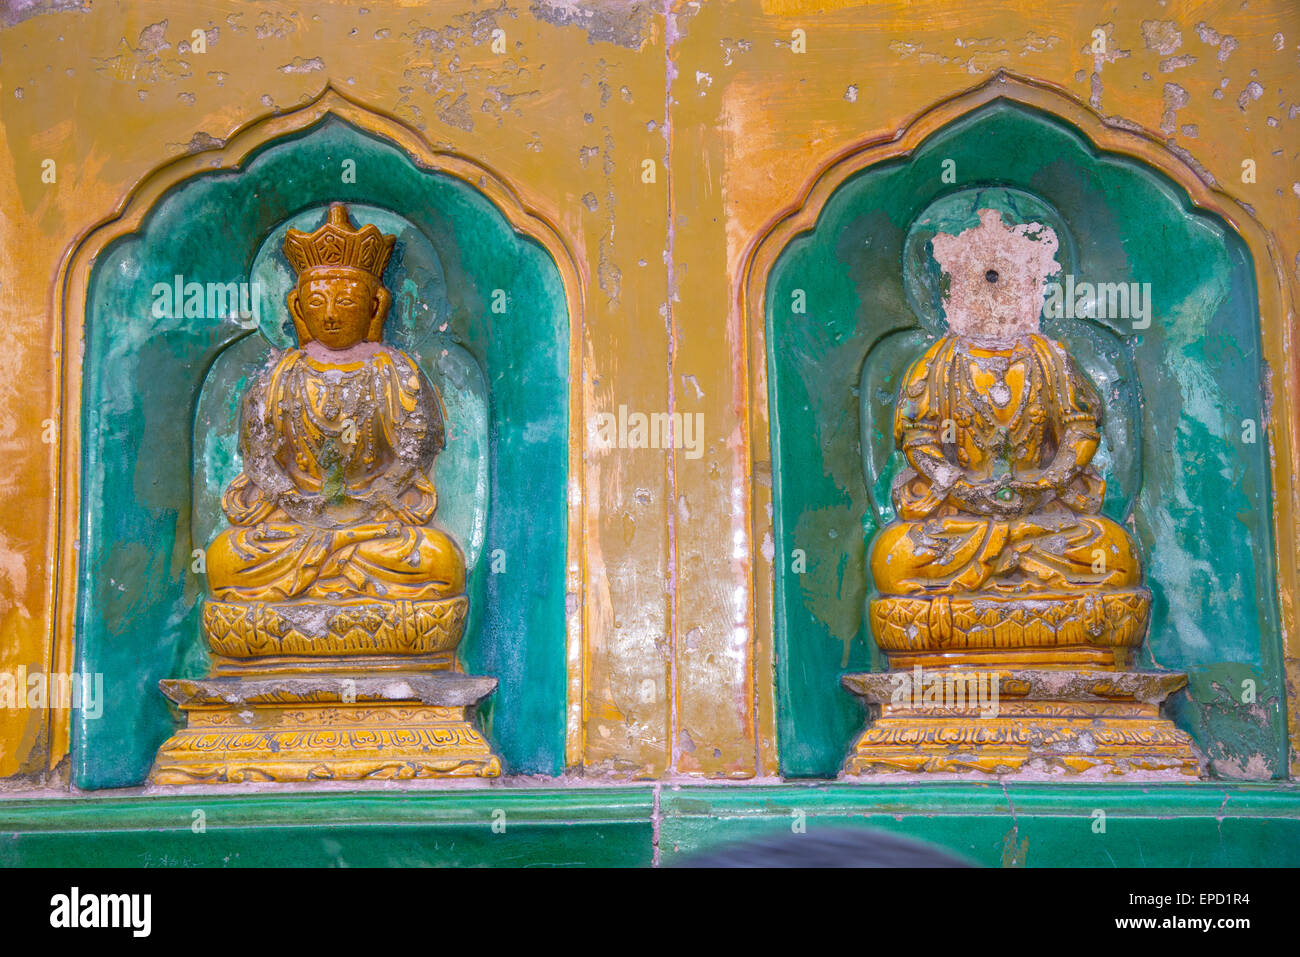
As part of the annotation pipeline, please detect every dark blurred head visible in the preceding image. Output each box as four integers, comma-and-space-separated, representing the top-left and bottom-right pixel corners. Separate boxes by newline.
675, 827, 976, 868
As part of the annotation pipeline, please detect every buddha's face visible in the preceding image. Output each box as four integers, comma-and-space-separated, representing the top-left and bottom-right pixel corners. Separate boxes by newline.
289, 271, 386, 350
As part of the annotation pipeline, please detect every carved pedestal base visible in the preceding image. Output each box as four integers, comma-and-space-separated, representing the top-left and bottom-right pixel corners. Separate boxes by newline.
869, 591, 1150, 669
841, 668, 1201, 778
150, 672, 501, 784
204, 596, 468, 673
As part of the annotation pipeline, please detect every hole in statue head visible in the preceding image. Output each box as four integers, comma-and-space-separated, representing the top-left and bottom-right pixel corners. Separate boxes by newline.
985, 269, 999, 283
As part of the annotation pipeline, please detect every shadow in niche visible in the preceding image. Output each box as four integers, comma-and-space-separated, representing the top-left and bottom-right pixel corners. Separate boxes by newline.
75, 115, 571, 787
764, 98, 1284, 779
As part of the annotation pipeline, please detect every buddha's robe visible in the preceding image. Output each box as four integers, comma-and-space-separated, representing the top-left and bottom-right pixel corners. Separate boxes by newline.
870, 334, 1141, 596
206, 345, 465, 602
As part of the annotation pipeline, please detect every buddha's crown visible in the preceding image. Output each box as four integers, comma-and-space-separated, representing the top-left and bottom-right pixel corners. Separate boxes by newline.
283, 203, 395, 281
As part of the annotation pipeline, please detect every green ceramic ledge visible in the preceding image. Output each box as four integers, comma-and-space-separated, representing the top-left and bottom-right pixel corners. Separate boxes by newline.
2, 783, 1297, 868
0, 788, 656, 868
658, 782, 1300, 867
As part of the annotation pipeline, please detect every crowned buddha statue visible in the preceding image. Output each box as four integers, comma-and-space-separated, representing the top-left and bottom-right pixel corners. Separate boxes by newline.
842, 208, 1200, 777
204, 204, 465, 614
151, 203, 500, 783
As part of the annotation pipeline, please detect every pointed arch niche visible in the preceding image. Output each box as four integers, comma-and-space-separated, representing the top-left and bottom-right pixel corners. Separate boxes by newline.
741, 75, 1297, 780
53, 91, 584, 787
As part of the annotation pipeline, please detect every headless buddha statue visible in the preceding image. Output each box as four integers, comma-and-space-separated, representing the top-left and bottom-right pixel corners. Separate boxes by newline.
869, 208, 1147, 666
843, 207, 1199, 777
206, 203, 465, 610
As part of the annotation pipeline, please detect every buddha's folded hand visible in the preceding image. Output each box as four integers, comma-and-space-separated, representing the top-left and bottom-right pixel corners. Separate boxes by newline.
948, 477, 1036, 517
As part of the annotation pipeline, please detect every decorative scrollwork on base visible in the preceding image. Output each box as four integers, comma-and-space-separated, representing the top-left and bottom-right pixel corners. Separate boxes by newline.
203, 596, 468, 660
149, 700, 501, 784
869, 590, 1151, 664
842, 687, 1200, 778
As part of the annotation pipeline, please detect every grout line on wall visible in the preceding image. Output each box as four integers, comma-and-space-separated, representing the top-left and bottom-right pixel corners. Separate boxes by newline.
651, 781, 662, 866
663, 0, 682, 776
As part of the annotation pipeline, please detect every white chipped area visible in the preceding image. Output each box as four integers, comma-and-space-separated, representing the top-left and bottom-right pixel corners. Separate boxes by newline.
931, 208, 1061, 344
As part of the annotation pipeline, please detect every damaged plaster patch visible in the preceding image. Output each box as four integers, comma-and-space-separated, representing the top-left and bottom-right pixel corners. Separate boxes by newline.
185, 131, 223, 151
1237, 81, 1264, 110
481, 83, 538, 120
409, 1, 515, 50
1140, 19, 1182, 55
1103, 114, 1144, 133
255, 10, 298, 40
1194, 21, 1238, 62
719, 36, 752, 67
136, 21, 170, 54
0, 0, 89, 28
1160, 82, 1189, 135
1213, 753, 1274, 779
1083, 22, 1130, 66
889, 32, 1060, 75
1159, 54, 1196, 72
597, 130, 621, 306
1081, 23, 1129, 110
279, 56, 324, 74
178, 26, 217, 55
397, 4, 536, 134
164, 130, 224, 156
0, 531, 29, 601
528, 0, 655, 50
1165, 139, 1216, 187
92, 20, 191, 84
930, 209, 1061, 343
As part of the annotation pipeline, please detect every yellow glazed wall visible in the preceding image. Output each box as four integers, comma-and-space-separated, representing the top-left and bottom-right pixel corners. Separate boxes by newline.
0, 0, 1296, 783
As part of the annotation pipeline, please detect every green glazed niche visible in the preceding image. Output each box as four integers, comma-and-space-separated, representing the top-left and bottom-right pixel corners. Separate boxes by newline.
76, 116, 571, 787
765, 99, 1286, 779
